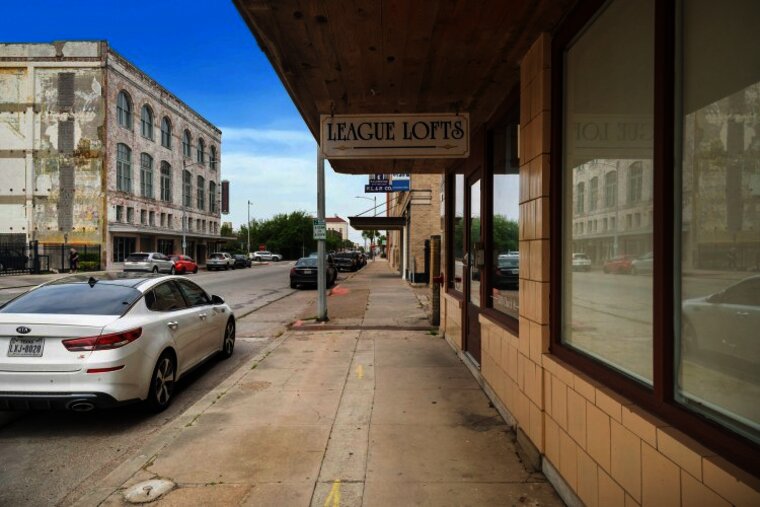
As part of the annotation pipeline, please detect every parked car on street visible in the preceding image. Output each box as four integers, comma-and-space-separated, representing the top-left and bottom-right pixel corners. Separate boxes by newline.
631, 251, 653, 275
170, 255, 199, 274
572, 252, 592, 272
602, 255, 634, 274
0, 273, 235, 412
250, 250, 282, 262
494, 253, 520, 290
233, 254, 252, 269
333, 251, 362, 272
207, 252, 234, 271
681, 275, 760, 362
290, 256, 337, 289
124, 252, 175, 274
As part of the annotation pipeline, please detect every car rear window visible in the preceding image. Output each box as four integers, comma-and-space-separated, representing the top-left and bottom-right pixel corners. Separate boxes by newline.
210, 253, 224, 259
498, 256, 519, 268
296, 258, 318, 267
126, 254, 149, 262
0, 283, 142, 315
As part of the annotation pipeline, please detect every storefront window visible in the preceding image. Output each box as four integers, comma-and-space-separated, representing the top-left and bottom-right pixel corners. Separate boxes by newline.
676, 0, 760, 444
490, 124, 520, 319
562, 0, 654, 384
453, 174, 465, 291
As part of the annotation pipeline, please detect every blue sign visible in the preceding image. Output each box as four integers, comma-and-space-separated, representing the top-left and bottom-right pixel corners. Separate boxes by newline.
391, 179, 410, 191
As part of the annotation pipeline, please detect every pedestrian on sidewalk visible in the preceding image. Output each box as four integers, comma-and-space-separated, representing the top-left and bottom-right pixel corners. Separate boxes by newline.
69, 248, 79, 273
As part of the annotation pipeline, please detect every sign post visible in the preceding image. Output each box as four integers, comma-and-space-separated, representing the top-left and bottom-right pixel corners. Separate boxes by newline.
316, 149, 327, 321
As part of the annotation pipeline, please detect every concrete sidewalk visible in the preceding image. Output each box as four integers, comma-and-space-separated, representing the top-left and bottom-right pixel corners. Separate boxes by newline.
88, 260, 562, 506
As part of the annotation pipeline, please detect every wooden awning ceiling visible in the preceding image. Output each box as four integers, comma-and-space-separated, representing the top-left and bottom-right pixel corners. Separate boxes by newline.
234, 0, 575, 174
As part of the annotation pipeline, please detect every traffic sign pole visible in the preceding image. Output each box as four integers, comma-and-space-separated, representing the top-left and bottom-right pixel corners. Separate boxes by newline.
317, 148, 328, 321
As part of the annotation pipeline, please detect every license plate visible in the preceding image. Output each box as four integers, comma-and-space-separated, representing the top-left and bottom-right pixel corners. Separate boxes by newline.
8, 337, 45, 357
303, 269, 313, 274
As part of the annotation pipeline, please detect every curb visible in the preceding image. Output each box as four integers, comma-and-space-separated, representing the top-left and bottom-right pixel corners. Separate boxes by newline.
73, 326, 292, 507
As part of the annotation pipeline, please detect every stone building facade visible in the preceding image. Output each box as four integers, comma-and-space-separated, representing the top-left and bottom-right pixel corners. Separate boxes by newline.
0, 41, 222, 270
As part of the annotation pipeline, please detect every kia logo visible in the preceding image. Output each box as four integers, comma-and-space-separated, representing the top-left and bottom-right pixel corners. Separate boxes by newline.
16, 326, 31, 335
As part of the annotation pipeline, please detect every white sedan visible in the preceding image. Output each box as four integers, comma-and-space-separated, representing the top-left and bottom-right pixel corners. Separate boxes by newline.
0, 273, 235, 412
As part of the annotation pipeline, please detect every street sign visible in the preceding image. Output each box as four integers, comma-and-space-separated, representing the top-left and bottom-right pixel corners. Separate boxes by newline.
320, 113, 469, 159
391, 174, 410, 191
313, 219, 326, 240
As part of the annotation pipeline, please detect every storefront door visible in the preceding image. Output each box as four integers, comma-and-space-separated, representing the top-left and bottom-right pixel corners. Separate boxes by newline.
465, 177, 482, 363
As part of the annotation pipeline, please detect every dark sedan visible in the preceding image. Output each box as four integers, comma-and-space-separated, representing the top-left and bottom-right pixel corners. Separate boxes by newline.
494, 254, 519, 290
333, 252, 360, 272
290, 256, 337, 289
233, 254, 252, 269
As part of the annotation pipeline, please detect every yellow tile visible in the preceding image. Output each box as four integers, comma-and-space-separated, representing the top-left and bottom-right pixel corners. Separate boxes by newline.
543, 370, 553, 418
521, 240, 532, 280
539, 67, 551, 113
595, 386, 628, 423
545, 414, 560, 466
529, 400, 544, 451
641, 442, 680, 507
573, 373, 597, 403
559, 428, 579, 491
567, 388, 587, 449
598, 468, 625, 507
517, 352, 526, 391
621, 405, 661, 447
586, 403, 611, 470
507, 343, 518, 381
610, 420, 641, 503
537, 282, 549, 325
551, 374, 568, 430
515, 389, 530, 429
529, 323, 549, 364
656, 426, 710, 480
624, 493, 639, 507
681, 470, 731, 507
577, 447, 599, 507
703, 455, 760, 507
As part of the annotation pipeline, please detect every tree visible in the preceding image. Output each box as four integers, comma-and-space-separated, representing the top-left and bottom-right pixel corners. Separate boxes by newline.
492, 215, 518, 254
220, 223, 234, 237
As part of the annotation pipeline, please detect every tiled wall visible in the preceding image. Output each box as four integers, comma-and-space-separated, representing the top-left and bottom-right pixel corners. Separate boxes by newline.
463, 33, 760, 507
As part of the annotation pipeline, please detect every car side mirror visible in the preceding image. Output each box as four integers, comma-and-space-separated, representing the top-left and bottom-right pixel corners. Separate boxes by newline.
211, 295, 225, 305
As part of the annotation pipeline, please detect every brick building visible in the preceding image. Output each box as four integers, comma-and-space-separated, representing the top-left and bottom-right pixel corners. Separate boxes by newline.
0, 41, 222, 270
324, 215, 348, 241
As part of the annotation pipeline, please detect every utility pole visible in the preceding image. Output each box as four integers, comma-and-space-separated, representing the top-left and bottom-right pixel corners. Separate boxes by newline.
317, 148, 327, 321
247, 200, 252, 255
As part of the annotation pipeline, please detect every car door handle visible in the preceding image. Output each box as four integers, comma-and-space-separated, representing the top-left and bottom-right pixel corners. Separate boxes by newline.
167, 321, 179, 330
198, 313, 207, 320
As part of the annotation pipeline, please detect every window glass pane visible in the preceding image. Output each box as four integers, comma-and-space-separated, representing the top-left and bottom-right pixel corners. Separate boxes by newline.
676, 0, 760, 443
469, 179, 481, 307
562, 0, 655, 384
490, 123, 520, 319
453, 174, 465, 291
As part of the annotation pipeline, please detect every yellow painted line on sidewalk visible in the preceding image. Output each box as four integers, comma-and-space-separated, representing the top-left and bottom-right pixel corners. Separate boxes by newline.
356, 364, 364, 379
324, 479, 341, 507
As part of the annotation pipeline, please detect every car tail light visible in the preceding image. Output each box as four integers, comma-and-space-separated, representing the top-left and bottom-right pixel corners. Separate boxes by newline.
290, 268, 296, 275
63, 328, 142, 352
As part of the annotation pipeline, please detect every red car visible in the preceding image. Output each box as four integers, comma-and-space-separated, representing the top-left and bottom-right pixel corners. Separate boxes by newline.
170, 255, 199, 274
602, 255, 634, 274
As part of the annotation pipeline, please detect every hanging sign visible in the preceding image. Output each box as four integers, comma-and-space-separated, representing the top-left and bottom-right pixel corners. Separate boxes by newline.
391, 173, 410, 191
365, 184, 393, 193
320, 113, 469, 159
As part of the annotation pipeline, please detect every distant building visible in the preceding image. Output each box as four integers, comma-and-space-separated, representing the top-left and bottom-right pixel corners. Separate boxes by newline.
325, 215, 348, 240
0, 41, 222, 270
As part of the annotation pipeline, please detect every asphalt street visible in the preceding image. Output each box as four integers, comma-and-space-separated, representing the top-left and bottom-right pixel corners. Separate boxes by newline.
0, 262, 303, 507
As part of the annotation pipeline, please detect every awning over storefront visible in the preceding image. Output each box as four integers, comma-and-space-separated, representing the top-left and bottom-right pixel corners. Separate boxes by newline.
349, 216, 406, 231
234, 0, 574, 174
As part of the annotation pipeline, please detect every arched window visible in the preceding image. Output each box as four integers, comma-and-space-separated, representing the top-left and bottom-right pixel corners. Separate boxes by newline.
605, 171, 618, 207
575, 182, 585, 214
183, 130, 192, 158
140, 153, 154, 198
117, 91, 132, 129
116, 143, 132, 192
197, 138, 205, 165
183, 170, 192, 207
140, 105, 154, 140
197, 175, 205, 210
161, 117, 172, 148
627, 162, 643, 203
589, 177, 599, 211
209, 146, 217, 171
209, 180, 217, 213
160, 161, 172, 202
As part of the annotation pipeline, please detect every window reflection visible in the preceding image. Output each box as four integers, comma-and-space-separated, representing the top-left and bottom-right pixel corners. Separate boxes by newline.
562, 0, 654, 384
453, 174, 465, 291
676, 0, 760, 443
469, 180, 481, 307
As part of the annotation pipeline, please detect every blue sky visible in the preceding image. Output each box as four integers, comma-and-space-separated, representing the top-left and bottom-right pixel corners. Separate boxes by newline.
4, 0, 373, 241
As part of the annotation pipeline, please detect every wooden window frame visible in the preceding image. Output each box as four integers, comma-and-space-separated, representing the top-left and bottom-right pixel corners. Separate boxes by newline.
550, 0, 760, 476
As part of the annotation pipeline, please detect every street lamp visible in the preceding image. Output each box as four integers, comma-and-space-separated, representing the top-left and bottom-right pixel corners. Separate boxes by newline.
355, 195, 377, 260
247, 200, 253, 255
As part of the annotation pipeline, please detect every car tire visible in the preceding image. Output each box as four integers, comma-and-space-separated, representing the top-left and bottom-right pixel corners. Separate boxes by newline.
152, 266, 159, 274
146, 351, 176, 412
225, 265, 229, 270
290, 280, 297, 289
193, 267, 198, 274
220, 318, 235, 359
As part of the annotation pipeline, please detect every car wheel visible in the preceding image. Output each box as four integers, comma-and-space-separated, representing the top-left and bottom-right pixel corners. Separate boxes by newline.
681, 320, 699, 357
193, 267, 198, 274
225, 265, 229, 270
152, 266, 159, 273
220, 318, 235, 359
290, 280, 297, 289
146, 351, 176, 412
170, 266, 176, 275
